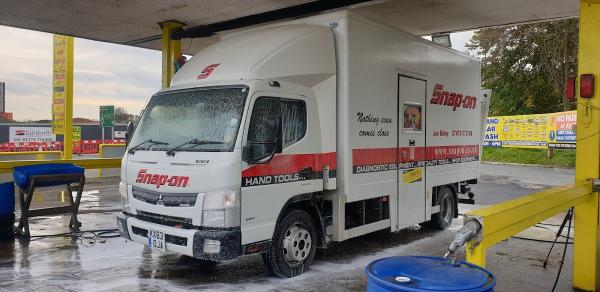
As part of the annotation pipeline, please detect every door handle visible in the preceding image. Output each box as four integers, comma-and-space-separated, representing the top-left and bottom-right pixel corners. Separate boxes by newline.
299, 167, 313, 175
409, 139, 416, 146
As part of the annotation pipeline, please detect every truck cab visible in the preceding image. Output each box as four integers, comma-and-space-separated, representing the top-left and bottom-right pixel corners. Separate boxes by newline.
117, 24, 337, 277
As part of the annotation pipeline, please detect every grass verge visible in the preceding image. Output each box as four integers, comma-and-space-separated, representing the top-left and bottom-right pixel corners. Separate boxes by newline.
482, 147, 575, 169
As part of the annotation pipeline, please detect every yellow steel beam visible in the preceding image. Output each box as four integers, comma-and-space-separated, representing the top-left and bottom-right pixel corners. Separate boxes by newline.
99, 144, 125, 149
160, 21, 183, 89
0, 158, 121, 173
0, 151, 62, 156
465, 183, 594, 267
574, 1, 600, 290
97, 143, 124, 177
0, 151, 62, 161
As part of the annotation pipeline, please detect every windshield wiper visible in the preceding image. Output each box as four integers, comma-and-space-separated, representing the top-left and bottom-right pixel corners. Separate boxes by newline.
127, 139, 169, 154
166, 139, 224, 156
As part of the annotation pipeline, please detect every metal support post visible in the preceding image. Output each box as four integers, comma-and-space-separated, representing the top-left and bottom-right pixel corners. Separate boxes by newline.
64, 37, 74, 160
53, 35, 74, 159
160, 21, 183, 89
573, 1, 600, 290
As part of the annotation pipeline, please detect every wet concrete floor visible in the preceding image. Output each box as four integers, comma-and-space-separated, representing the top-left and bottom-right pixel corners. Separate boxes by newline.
0, 164, 576, 291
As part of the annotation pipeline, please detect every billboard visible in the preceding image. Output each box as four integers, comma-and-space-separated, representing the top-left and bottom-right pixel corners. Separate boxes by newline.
8, 126, 82, 143
483, 111, 576, 149
547, 111, 576, 149
9, 127, 56, 143
52, 35, 73, 135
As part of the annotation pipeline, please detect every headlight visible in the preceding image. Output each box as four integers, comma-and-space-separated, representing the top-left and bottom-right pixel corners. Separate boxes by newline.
119, 181, 131, 213
202, 190, 240, 228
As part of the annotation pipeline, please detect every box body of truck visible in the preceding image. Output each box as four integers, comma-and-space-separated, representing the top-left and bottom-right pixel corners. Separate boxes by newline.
117, 10, 483, 277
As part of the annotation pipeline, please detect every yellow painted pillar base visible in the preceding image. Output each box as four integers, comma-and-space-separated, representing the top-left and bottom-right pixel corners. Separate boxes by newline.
573, 1, 600, 290
466, 241, 486, 268
159, 21, 183, 89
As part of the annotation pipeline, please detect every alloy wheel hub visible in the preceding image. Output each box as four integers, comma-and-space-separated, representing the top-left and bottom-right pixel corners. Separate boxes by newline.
282, 224, 312, 264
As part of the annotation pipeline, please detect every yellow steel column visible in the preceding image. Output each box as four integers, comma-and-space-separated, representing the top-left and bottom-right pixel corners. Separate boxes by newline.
573, 1, 600, 290
160, 21, 183, 89
52, 35, 74, 160
64, 36, 74, 160
466, 241, 486, 267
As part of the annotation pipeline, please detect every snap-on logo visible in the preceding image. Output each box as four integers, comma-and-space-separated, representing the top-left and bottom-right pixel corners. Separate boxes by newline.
197, 63, 220, 79
136, 169, 189, 188
430, 84, 477, 111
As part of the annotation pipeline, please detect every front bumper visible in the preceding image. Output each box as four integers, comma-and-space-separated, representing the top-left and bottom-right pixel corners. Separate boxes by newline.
117, 212, 242, 261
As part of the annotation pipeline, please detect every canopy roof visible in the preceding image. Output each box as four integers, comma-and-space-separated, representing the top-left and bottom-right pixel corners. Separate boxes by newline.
0, 0, 578, 54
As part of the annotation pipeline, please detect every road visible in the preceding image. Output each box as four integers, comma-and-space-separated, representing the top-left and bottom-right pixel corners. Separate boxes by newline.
473, 163, 574, 205
0, 163, 575, 291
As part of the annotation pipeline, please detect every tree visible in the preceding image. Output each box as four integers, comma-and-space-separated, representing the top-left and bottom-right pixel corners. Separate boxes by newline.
114, 107, 135, 123
466, 19, 578, 115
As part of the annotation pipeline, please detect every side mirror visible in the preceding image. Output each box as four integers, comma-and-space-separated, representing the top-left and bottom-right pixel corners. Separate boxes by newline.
125, 121, 135, 146
242, 143, 278, 164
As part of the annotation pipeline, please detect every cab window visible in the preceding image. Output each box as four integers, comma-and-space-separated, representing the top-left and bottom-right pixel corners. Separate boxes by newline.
247, 97, 307, 149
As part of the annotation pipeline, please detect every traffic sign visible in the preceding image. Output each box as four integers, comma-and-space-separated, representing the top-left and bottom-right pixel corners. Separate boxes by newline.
99, 105, 114, 127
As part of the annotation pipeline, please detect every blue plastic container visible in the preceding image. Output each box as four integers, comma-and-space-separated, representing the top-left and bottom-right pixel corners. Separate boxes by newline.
366, 256, 496, 292
0, 182, 15, 216
13, 163, 84, 189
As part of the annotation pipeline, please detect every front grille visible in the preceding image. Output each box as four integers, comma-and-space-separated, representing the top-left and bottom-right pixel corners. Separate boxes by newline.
132, 187, 198, 207
131, 226, 188, 246
136, 210, 193, 228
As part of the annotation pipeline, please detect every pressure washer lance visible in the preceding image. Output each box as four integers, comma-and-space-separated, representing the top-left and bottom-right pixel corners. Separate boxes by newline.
443, 218, 482, 262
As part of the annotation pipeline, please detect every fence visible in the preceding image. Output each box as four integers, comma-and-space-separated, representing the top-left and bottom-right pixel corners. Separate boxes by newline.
0, 139, 125, 154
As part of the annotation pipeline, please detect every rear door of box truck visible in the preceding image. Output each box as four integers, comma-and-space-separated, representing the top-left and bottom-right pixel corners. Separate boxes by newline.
397, 75, 428, 226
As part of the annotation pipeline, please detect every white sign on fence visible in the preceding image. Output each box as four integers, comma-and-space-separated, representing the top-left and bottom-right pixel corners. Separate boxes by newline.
9, 127, 56, 143
114, 130, 126, 139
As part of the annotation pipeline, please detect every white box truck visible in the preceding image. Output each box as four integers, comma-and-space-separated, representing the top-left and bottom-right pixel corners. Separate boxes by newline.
117, 10, 485, 278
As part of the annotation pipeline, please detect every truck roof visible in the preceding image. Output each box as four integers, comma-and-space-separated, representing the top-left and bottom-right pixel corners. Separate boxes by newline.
171, 24, 336, 88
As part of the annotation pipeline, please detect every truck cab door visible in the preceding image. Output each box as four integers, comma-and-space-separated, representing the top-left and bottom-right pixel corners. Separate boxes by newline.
240, 91, 320, 244
397, 75, 427, 229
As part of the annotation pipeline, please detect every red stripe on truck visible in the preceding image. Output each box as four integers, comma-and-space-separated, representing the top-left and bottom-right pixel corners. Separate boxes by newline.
352, 145, 480, 166
352, 145, 480, 174
242, 152, 337, 178
242, 145, 478, 177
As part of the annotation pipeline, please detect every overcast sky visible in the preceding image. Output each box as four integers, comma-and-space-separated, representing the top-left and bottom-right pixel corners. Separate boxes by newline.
0, 25, 474, 121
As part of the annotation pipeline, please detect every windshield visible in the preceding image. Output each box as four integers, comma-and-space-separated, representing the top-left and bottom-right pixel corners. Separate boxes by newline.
129, 86, 248, 152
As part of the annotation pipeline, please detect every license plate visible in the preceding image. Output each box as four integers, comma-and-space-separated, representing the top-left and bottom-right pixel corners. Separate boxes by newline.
147, 229, 166, 251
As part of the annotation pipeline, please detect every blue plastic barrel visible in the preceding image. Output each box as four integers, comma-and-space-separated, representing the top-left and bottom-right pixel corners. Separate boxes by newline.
0, 182, 15, 240
366, 256, 496, 292
0, 182, 14, 216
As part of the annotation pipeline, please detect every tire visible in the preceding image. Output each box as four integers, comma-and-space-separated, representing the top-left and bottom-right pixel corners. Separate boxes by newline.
429, 186, 456, 230
264, 209, 317, 278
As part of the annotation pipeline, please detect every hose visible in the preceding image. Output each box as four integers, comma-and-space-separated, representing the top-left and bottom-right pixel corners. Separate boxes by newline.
444, 218, 482, 259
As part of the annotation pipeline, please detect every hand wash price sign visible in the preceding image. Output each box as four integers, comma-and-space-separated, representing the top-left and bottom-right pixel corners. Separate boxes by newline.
99, 105, 115, 127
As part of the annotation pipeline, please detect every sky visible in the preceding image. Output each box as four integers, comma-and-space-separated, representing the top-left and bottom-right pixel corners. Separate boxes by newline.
0, 25, 474, 121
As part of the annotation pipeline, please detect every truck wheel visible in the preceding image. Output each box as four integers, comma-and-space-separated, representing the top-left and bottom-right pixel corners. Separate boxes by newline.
264, 209, 317, 278
430, 186, 455, 230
